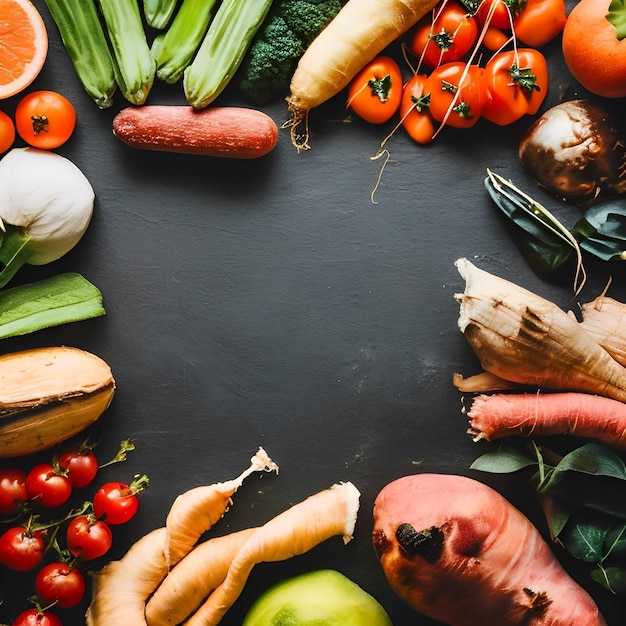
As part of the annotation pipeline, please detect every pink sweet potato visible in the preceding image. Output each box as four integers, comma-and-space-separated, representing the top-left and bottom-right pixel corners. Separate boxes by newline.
372, 473, 606, 625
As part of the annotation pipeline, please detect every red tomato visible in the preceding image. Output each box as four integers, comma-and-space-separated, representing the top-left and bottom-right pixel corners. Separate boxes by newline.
58, 445, 99, 488
15, 90, 76, 150
25, 464, 72, 508
0, 110, 15, 154
476, 0, 524, 30
399, 75, 435, 145
11, 608, 62, 626
0, 526, 45, 571
482, 48, 548, 126
513, 0, 566, 47
92, 475, 148, 525
0, 468, 28, 514
562, 0, 626, 98
35, 562, 86, 608
347, 56, 403, 124
426, 62, 488, 129
482, 25, 511, 52
66, 515, 113, 561
412, 1, 479, 69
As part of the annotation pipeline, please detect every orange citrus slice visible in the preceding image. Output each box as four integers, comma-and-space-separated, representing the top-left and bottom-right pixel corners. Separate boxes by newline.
0, 0, 48, 99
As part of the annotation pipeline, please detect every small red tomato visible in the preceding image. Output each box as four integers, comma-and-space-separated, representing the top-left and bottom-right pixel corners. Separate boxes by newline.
0, 110, 15, 154
399, 75, 435, 145
11, 608, 62, 626
427, 62, 488, 129
0, 526, 45, 571
66, 515, 113, 561
476, 0, 524, 30
92, 475, 149, 525
412, 1, 479, 69
15, 90, 76, 150
58, 445, 99, 488
25, 463, 72, 508
0, 468, 28, 514
347, 56, 403, 124
512, 0, 566, 47
35, 561, 86, 608
482, 48, 548, 126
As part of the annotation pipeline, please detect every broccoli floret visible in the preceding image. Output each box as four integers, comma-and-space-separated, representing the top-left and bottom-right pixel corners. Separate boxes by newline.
240, 0, 344, 105
280, 0, 344, 45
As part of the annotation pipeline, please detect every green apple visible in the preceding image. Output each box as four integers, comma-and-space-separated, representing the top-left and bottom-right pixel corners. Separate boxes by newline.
242, 569, 393, 625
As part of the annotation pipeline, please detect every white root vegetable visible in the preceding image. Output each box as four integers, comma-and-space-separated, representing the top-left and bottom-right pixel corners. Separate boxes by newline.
145, 528, 257, 626
85, 527, 168, 626
165, 447, 278, 567
455, 258, 626, 402
286, 0, 439, 149
184, 481, 361, 626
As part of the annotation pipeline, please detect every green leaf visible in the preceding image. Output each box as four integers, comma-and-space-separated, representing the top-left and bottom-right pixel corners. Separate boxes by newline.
603, 523, 626, 561
470, 445, 537, 474
0, 273, 105, 338
573, 200, 626, 260
608, 0, 626, 40
538, 444, 626, 519
591, 565, 626, 594
559, 519, 607, 563
484, 170, 577, 278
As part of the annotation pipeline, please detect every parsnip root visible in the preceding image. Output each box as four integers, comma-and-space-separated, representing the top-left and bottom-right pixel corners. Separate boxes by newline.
185, 481, 361, 626
165, 447, 278, 567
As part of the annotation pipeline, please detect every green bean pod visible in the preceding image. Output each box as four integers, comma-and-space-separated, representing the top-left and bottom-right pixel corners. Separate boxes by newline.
42, 0, 117, 109
143, 0, 179, 30
183, 0, 273, 110
97, 0, 156, 105
151, 0, 219, 84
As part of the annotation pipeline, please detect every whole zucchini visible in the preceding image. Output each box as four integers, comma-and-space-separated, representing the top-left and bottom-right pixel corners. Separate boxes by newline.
0, 346, 115, 457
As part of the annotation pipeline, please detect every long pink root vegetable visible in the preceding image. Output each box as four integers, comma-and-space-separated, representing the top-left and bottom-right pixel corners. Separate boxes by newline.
466, 391, 626, 451
185, 481, 361, 626
86, 527, 168, 626
373, 473, 606, 625
164, 447, 278, 567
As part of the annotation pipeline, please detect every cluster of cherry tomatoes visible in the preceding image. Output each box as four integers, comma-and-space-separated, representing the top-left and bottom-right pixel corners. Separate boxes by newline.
0, 439, 147, 626
0, 89, 76, 155
346, 0, 566, 144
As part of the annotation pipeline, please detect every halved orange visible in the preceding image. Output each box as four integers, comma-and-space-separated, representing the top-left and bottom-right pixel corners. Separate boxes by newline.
0, 0, 48, 99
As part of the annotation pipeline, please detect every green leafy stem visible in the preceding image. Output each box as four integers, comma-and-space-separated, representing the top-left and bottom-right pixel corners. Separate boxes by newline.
472, 441, 626, 593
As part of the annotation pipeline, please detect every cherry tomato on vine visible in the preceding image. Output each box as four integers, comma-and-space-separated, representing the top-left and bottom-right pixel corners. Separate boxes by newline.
35, 561, 86, 608
15, 90, 76, 150
0, 110, 15, 154
399, 75, 435, 145
25, 464, 72, 508
347, 56, 403, 124
481, 48, 548, 126
512, 0, 566, 48
426, 61, 488, 129
12, 608, 62, 626
0, 526, 45, 571
92, 475, 149, 525
65, 514, 113, 561
58, 444, 99, 488
0, 468, 28, 514
411, 1, 479, 69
